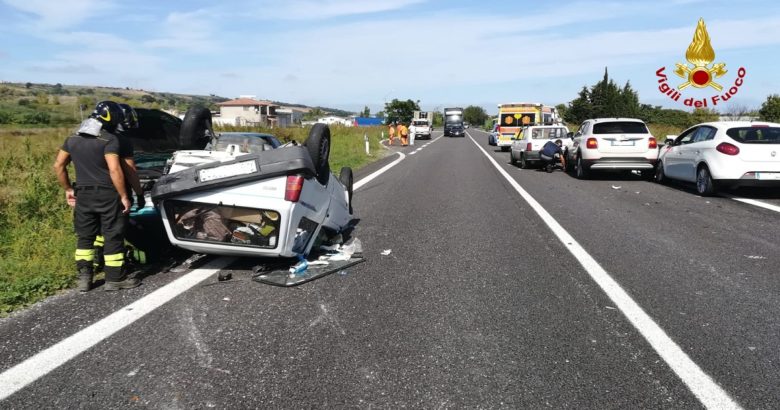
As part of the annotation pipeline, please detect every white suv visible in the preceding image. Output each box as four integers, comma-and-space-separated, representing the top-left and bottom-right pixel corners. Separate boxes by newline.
566, 118, 658, 179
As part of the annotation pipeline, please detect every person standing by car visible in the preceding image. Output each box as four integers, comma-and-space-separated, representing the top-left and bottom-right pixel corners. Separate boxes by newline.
53, 102, 139, 292
92, 102, 146, 272
540, 139, 566, 173
387, 122, 396, 146
116, 103, 145, 209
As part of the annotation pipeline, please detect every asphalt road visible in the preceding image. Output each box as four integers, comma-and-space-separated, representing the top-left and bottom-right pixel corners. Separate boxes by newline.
1, 129, 778, 408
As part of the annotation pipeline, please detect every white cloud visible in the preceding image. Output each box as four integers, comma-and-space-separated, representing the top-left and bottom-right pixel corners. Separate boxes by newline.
234, 0, 429, 20
144, 9, 220, 52
1, 0, 115, 30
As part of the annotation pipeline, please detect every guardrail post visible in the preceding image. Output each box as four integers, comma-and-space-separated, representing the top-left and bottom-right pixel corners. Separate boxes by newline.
365, 133, 370, 155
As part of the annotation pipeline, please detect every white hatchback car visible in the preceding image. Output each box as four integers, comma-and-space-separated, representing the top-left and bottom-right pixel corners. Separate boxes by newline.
655, 121, 780, 195
566, 118, 658, 179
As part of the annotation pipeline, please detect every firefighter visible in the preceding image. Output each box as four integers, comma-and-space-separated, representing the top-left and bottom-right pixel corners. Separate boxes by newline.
53, 101, 139, 292
92, 102, 146, 272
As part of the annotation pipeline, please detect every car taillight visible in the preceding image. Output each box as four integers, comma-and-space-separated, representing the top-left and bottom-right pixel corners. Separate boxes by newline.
497, 126, 501, 134
648, 137, 657, 149
526, 143, 532, 151
716, 142, 740, 156
285, 175, 304, 202
586, 138, 598, 149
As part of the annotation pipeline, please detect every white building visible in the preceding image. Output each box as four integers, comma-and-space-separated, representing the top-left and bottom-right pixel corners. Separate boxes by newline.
316, 116, 353, 127
213, 98, 279, 127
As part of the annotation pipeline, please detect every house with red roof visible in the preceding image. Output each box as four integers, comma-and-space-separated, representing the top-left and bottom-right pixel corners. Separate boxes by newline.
214, 97, 280, 127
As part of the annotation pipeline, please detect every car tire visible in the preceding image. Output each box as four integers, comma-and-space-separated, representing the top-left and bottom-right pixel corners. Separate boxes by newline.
520, 153, 529, 169
696, 165, 716, 196
339, 167, 354, 214
510, 150, 517, 165
305, 123, 331, 185
654, 162, 666, 184
179, 106, 213, 149
576, 154, 589, 179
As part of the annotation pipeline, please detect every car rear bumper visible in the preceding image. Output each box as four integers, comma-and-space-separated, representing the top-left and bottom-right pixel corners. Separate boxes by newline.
719, 172, 780, 188
583, 157, 657, 170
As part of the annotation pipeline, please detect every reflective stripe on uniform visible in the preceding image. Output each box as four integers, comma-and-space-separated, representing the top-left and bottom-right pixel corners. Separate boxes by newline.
133, 249, 146, 264
124, 240, 147, 264
93, 235, 104, 247
75, 249, 95, 261
103, 252, 124, 267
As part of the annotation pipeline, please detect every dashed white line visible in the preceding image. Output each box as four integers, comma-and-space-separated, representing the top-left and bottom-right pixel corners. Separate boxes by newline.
466, 131, 742, 410
1, 153, 411, 401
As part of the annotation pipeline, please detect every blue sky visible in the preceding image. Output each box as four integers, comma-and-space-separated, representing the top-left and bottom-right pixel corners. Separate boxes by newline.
1, 0, 779, 114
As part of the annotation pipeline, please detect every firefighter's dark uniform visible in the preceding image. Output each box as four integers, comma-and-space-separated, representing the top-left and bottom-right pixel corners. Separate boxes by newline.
92, 129, 136, 266
62, 130, 127, 282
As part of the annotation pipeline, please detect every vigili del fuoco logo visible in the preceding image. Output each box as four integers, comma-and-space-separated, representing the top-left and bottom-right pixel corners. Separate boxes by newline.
656, 18, 746, 108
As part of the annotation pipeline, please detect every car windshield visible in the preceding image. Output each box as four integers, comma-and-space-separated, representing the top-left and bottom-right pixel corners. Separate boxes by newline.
413, 121, 427, 126
531, 127, 568, 139
214, 134, 276, 153
593, 121, 649, 134
726, 127, 780, 144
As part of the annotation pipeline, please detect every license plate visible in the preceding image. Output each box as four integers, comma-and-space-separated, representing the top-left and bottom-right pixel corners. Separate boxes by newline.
611, 140, 635, 146
755, 172, 780, 180
199, 160, 258, 182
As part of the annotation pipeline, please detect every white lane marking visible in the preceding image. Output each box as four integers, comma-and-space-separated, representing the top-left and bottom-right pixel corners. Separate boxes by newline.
721, 193, 780, 213
0, 258, 235, 401
0, 145, 413, 401
354, 152, 406, 190
466, 132, 742, 410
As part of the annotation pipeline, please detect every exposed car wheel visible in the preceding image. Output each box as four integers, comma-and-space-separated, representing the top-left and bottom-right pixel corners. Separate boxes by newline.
575, 155, 589, 179
179, 106, 213, 149
339, 167, 354, 214
696, 165, 716, 196
564, 152, 574, 173
305, 123, 331, 185
653, 162, 666, 183
520, 153, 529, 169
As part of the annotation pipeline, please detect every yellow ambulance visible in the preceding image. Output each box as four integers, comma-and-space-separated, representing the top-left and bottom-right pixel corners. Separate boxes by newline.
496, 103, 558, 151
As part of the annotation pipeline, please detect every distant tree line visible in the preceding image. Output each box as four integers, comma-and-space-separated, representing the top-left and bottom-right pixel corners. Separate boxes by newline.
0, 82, 228, 126
556, 68, 780, 128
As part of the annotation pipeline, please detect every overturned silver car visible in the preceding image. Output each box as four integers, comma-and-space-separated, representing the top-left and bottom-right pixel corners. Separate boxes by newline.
150, 113, 354, 258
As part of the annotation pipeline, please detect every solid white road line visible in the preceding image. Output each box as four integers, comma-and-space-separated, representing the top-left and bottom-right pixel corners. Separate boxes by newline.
0, 151, 416, 401
354, 151, 406, 190
721, 193, 780, 213
466, 132, 742, 410
0, 258, 234, 401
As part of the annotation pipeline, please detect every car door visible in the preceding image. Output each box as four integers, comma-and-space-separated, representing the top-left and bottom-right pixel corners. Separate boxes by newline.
664, 127, 697, 179
677, 126, 717, 181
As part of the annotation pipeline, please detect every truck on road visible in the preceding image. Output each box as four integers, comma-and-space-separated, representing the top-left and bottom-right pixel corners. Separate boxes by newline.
443, 107, 464, 137
411, 111, 433, 140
